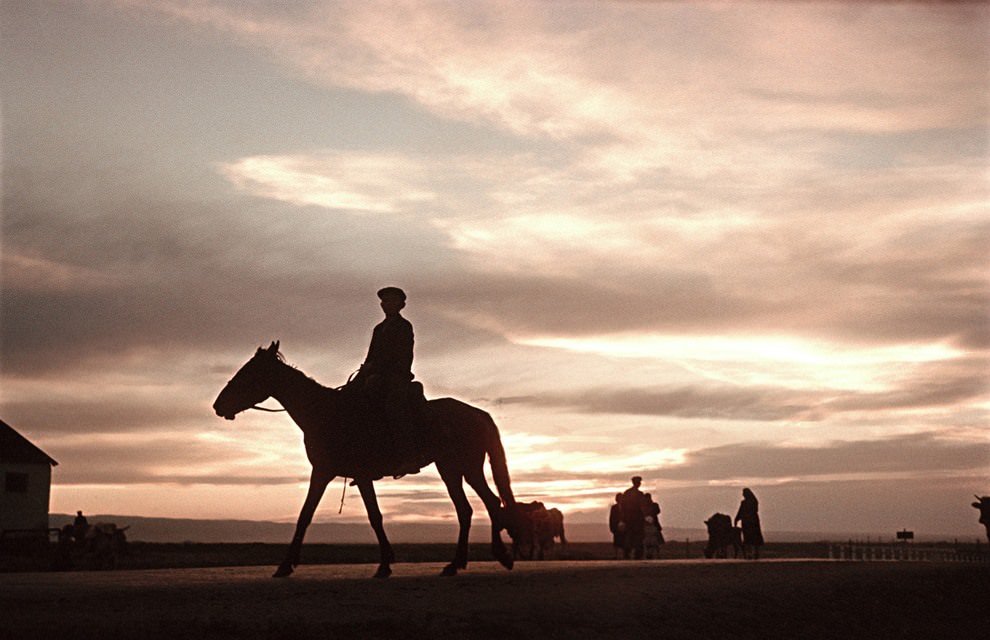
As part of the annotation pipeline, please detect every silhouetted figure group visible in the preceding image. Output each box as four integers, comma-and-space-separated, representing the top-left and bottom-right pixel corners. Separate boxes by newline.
703, 488, 764, 559
53, 511, 129, 571
610, 483, 765, 560
704, 513, 742, 558
609, 476, 664, 559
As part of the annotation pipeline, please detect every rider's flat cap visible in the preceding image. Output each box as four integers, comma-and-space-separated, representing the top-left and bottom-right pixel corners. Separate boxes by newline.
377, 286, 406, 301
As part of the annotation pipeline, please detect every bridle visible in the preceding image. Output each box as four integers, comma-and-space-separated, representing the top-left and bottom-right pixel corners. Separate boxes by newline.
224, 359, 287, 414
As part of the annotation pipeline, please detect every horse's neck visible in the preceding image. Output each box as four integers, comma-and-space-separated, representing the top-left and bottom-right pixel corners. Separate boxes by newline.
271, 361, 336, 430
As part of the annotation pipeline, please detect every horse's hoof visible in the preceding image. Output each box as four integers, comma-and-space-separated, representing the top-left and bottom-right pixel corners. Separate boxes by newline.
273, 565, 294, 578
373, 566, 392, 579
497, 554, 514, 571
440, 563, 458, 577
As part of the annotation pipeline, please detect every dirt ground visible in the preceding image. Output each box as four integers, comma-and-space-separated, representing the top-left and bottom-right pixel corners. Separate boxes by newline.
1, 559, 986, 639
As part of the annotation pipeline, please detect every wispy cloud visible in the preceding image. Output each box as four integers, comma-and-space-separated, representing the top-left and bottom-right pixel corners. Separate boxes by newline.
219, 153, 438, 213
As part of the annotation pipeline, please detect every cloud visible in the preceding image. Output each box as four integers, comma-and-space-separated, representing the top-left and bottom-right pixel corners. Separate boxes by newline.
43, 421, 312, 486
3, 1, 987, 529
209, 144, 990, 354
660, 433, 989, 482
495, 431, 988, 487
114, 1, 989, 169
218, 153, 439, 213
0, 395, 212, 436
500, 350, 988, 425
1, 251, 124, 293
8, 1, 976, 371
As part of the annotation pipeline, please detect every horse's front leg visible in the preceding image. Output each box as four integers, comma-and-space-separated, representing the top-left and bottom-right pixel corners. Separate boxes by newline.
355, 480, 394, 578
274, 467, 334, 578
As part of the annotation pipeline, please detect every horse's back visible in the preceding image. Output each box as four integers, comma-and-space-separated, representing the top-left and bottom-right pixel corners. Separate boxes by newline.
427, 396, 491, 418
424, 397, 500, 459
426, 397, 496, 432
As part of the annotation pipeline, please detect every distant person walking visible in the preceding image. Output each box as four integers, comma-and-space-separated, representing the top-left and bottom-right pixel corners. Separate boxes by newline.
620, 476, 646, 559
608, 493, 625, 559
642, 493, 664, 558
734, 488, 764, 559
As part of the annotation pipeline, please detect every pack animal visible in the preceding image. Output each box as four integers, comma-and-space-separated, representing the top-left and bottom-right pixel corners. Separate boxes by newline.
703, 513, 742, 559
213, 342, 519, 578
510, 502, 566, 560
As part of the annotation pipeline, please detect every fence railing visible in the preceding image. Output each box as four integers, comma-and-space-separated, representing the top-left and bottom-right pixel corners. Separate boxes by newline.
828, 543, 988, 564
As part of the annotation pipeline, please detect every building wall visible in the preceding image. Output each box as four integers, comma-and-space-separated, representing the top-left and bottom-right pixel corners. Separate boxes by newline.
0, 462, 52, 531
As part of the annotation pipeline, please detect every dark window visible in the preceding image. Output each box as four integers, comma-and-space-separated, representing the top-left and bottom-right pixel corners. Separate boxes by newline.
4, 472, 29, 493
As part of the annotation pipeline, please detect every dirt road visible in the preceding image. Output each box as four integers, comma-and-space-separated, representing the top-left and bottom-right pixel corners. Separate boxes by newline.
1, 560, 985, 639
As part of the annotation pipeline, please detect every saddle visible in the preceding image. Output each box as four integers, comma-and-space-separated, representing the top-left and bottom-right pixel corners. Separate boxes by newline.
333, 378, 431, 480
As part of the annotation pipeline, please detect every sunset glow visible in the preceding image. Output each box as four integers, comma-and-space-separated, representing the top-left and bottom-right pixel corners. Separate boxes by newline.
1, 0, 987, 540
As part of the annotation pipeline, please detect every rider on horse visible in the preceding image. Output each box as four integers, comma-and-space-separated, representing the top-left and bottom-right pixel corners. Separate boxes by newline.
352, 286, 426, 477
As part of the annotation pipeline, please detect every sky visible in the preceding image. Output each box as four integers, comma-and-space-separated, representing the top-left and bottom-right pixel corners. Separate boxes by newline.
1, 0, 988, 539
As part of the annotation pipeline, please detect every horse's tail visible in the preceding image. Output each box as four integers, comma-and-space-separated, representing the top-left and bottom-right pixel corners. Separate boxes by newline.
484, 413, 515, 508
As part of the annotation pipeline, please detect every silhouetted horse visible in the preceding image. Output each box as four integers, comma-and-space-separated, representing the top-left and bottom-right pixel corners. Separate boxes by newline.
703, 513, 742, 559
213, 341, 518, 578
511, 501, 567, 560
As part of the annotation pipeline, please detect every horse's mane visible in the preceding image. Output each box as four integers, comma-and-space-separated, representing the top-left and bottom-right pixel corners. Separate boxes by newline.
275, 351, 337, 394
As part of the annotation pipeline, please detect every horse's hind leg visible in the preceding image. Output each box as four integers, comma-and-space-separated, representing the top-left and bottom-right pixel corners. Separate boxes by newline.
464, 469, 513, 570
438, 466, 472, 576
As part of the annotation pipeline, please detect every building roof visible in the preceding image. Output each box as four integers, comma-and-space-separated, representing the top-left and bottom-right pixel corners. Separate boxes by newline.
0, 419, 58, 466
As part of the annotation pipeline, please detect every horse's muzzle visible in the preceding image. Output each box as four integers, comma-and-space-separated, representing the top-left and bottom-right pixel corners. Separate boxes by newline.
212, 402, 236, 420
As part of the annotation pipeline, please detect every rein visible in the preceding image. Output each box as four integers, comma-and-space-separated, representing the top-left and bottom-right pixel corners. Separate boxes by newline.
249, 404, 286, 412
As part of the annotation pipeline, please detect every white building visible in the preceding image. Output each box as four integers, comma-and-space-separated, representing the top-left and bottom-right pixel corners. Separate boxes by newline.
1, 419, 58, 532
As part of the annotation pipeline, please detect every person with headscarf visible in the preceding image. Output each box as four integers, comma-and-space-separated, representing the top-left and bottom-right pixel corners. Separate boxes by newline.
734, 487, 764, 559
608, 493, 625, 558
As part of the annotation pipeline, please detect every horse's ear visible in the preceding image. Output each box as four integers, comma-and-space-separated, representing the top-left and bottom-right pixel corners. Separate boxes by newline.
272, 340, 280, 353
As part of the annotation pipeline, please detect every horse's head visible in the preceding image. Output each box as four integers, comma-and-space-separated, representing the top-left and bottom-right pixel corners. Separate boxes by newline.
212, 341, 282, 420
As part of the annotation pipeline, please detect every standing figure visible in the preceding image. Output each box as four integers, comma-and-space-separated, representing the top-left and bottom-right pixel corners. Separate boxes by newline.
620, 476, 646, 559
642, 493, 662, 558
608, 493, 625, 559
355, 286, 422, 476
72, 510, 89, 546
972, 495, 990, 544
734, 487, 764, 559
